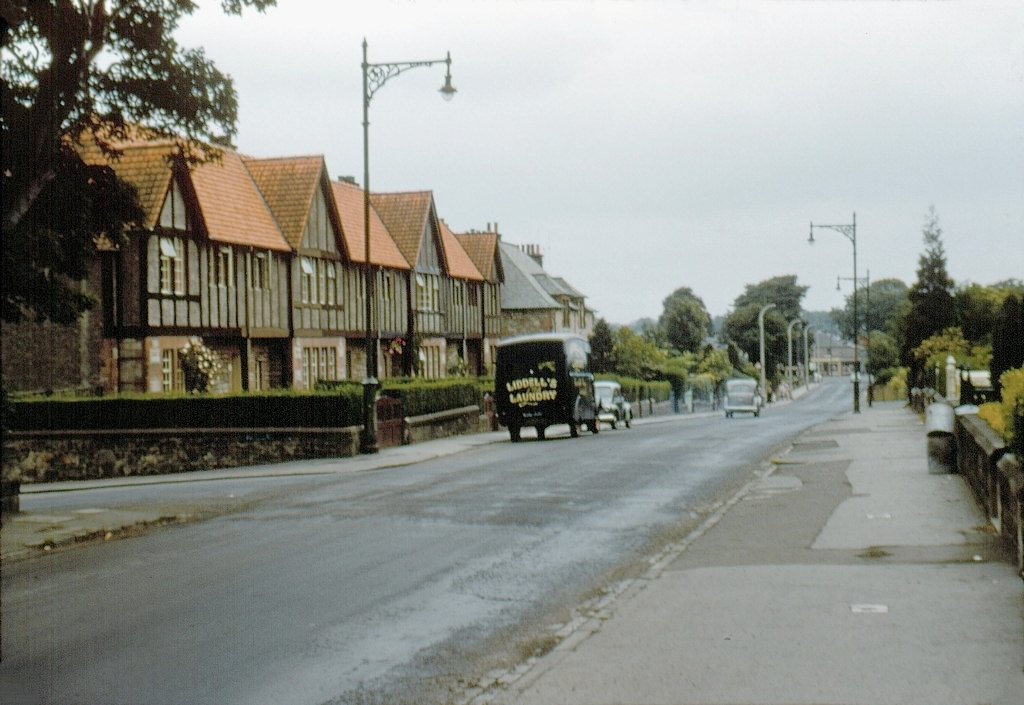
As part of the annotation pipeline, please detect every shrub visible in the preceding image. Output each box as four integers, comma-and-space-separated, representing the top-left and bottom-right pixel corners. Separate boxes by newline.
976, 366, 1024, 455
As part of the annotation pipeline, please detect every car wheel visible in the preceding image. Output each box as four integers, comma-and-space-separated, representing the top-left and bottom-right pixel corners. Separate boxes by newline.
610, 419, 617, 430
589, 419, 600, 434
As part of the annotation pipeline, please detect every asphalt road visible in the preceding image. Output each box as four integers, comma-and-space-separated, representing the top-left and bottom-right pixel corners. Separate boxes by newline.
1, 379, 852, 705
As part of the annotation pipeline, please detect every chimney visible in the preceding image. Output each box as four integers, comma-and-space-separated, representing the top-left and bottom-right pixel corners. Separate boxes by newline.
338, 175, 358, 185
521, 243, 543, 267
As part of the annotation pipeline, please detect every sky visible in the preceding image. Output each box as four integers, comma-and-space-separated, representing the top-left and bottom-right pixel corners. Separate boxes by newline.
176, 0, 1024, 324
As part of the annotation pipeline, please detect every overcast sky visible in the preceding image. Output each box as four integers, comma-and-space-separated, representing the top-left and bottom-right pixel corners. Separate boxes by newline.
176, 0, 1024, 324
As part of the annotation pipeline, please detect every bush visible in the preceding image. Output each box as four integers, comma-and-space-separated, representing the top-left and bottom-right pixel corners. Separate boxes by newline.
976, 366, 1024, 455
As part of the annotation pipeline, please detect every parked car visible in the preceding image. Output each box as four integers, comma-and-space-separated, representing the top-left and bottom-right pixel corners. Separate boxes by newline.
594, 380, 632, 429
723, 378, 763, 418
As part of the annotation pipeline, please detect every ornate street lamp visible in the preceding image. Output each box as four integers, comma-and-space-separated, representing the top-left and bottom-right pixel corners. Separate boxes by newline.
758, 303, 775, 404
360, 39, 456, 454
803, 324, 812, 388
809, 212, 860, 413
787, 318, 802, 397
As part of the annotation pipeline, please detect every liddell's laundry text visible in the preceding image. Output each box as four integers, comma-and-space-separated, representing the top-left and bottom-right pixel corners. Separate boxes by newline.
506, 377, 559, 407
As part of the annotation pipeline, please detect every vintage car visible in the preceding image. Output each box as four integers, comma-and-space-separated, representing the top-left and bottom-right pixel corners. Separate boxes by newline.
723, 378, 763, 418
594, 380, 632, 429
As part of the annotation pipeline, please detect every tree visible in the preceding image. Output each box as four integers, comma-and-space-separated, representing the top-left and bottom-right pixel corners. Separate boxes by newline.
866, 330, 900, 384
589, 318, 615, 374
732, 275, 808, 323
831, 278, 909, 340
611, 326, 666, 380
721, 304, 787, 385
2, 0, 275, 323
954, 283, 1004, 345
899, 206, 955, 384
991, 293, 1024, 396
658, 286, 711, 354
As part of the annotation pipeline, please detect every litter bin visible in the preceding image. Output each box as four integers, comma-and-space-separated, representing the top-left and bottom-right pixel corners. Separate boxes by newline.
925, 402, 955, 474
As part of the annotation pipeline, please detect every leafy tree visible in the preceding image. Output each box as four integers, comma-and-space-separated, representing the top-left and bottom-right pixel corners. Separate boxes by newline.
658, 286, 711, 354
721, 304, 787, 385
2, 0, 275, 323
611, 326, 667, 381
589, 318, 615, 373
732, 275, 808, 323
899, 206, 955, 385
866, 330, 900, 384
954, 283, 1004, 345
991, 293, 1024, 396
831, 278, 908, 340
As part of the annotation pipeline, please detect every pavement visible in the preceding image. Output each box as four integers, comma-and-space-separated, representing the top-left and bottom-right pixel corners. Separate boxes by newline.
3, 400, 1022, 704
478, 402, 1024, 705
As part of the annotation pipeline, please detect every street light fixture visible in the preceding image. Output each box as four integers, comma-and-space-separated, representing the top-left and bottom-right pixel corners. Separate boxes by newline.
360, 39, 455, 454
803, 324, 812, 388
809, 212, 860, 413
758, 303, 775, 404
787, 318, 802, 397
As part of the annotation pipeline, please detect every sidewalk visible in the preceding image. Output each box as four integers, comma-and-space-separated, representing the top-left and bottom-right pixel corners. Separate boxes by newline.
482, 402, 1024, 705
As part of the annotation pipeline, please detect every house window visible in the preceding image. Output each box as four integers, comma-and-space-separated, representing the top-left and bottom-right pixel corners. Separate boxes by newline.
300, 257, 315, 303
161, 349, 183, 392
380, 271, 392, 301
217, 247, 233, 288
159, 236, 185, 295
326, 262, 337, 305
317, 260, 327, 304
451, 280, 463, 306
302, 346, 337, 388
253, 253, 269, 290
416, 274, 428, 310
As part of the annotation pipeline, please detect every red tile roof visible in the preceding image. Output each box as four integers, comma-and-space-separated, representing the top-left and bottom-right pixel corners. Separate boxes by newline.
242, 155, 329, 250
331, 180, 410, 269
439, 221, 484, 281
369, 191, 434, 268
455, 231, 502, 282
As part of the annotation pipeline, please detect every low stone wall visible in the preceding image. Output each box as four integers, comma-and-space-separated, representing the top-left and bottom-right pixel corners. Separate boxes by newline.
3, 427, 361, 485
955, 411, 1024, 576
404, 405, 489, 445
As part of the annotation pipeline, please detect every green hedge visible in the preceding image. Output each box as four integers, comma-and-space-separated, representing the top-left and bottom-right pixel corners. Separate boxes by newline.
592, 375, 672, 403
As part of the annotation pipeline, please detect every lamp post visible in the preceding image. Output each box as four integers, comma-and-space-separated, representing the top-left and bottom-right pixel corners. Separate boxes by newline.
758, 303, 775, 404
360, 39, 456, 454
803, 324, 812, 388
809, 212, 859, 413
838, 268, 870, 405
787, 318, 802, 397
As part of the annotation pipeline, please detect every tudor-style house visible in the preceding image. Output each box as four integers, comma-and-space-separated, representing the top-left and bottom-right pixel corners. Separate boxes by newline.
83, 137, 293, 394
454, 226, 505, 375
331, 178, 412, 379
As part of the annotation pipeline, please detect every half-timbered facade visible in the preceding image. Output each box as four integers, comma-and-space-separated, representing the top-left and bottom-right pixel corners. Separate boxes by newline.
455, 227, 505, 375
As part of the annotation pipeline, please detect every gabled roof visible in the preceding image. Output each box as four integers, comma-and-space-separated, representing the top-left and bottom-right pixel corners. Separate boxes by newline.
76, 138, 175, 231
76, 133, 289, 252
189, 150, 289, 252
330, 180, 409, 270
438, 221, 483, 281
498, 241, 561, 310
370, 191, 435, 268
455, 231, 504, 283
242, 155, 330, 251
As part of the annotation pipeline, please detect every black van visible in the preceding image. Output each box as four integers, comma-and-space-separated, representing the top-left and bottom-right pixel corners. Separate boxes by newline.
494, 332, 599, 442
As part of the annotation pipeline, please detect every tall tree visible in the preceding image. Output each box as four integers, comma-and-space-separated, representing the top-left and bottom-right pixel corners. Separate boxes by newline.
658, 286, 711, 354
721, 304, 787, 386
2, 0, 275, 323
831, 278, 909, 340
732, 275, 808, 323
589, 318, 615, 374
990, 293, 1024, 396
899, 206, 955, 384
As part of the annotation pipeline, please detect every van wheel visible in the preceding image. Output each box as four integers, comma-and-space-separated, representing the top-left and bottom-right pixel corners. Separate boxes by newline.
569, 422, 579, 438
537, 426, 547, 440
509, 424, 521, 442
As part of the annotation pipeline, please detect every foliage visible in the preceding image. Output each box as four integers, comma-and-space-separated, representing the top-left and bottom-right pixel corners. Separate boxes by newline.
899, 206, 955, 382
589, 318, 615, 373
953, 283, 1004, 345
866, 330, 900, 381
732, 275, 808, 323
990, 293, 1024, 397
977, 366, 1024, 454
179, 338, 225, 393
2, 0, 275, 323
611, 326, 667, 380
658, 286, 711, 354
721, 304, 788, 385
831, 278, 909, 340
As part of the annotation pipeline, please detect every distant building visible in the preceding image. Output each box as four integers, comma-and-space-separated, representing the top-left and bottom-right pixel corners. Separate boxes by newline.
498, 242, 593, 339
